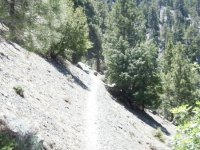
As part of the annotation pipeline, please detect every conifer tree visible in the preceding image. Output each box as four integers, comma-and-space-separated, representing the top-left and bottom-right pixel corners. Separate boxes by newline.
197, 0, 200, 16
165, 7, 174, 29
148, 6, 159, 31
49, 2, 91, 62
104, 0, 145, 85
104, 0, 160, 108
71, 0, 107, 70
147, 5, 159, 43
0, 0, 91, 61
174, 0, 185, 16
0, 0, 44, 43
160, 41, 200, 120
183, 26, 199, 61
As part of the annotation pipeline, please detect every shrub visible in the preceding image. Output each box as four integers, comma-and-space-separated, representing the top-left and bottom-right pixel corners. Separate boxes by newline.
15, 132, 43, 150
152, 127, 166, 143
0, 119, 43, 150
172, 103, 200, 150
0, 133, 16, 150
13, 85, 24, 97
0, 132, 43, 150
66, 74, 73, 81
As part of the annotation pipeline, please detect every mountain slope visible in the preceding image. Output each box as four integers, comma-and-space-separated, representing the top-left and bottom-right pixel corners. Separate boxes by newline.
0, 40, 175, 150
0, 39, 90, 149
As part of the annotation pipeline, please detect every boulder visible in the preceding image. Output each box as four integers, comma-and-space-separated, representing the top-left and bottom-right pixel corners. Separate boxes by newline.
94, 71, 98, 76
76, 62, 83, 70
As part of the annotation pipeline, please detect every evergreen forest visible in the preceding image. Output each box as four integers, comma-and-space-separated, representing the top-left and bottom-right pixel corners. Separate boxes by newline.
1, 0, 200, 149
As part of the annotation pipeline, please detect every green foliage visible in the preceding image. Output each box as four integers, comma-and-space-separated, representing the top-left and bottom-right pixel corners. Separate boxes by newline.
1, 0, 200, 120
152, 127, 166, 143
160, 41, 200, 120
165, 7, 174, 28
77, 0, 109, 71
103, 0, 161, 108
183, 26, 200, 62
0, 0, 91, 61
0, 134, 16, 150
172, 102, 200, 150
125, 41, 161, 107
15, 132, 43, 150
50, 4, 92, 61
104, 40, 161, 107
66, 74, 73, 81
0, 131, 43, 150
106, 0, 146, 47
148, 5, 159, 32
13, 85, 24, 97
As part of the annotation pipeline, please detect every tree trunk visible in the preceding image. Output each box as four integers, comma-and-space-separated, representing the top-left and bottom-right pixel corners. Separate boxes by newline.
198, 0, 200, 16
72, 53, 78, 64
96, 50, 101, 72
10, 0, 15, 16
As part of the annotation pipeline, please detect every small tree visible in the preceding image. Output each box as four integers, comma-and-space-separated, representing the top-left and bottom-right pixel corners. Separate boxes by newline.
50, 5, 92, 63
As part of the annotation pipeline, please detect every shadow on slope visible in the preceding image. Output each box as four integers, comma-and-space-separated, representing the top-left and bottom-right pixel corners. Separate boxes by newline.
105, 86, 171, 136
44, 57, 89, 91
0, 40, 89, 91
125, 105, 171, 136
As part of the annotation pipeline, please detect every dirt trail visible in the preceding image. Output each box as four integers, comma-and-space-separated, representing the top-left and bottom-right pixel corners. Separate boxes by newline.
85, 74, 100, 150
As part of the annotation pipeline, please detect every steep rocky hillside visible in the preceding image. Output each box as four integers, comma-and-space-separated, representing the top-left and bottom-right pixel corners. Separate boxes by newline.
0, 39, 175, 150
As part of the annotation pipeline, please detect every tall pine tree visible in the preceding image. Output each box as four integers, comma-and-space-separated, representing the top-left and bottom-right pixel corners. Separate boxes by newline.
160, 41, 200, 120
104, 0, 160, 109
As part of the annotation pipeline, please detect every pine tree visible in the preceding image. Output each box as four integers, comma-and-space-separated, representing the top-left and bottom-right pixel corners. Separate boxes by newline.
104, 0, 145, 86
160, 41, 200, 120
174, 0, 185, 16
72, 0, 108, 70
165, 7, 174, 29
183, 26, 199, 61
147, 5, 159, 43
104, 0, 160, 108
88, 0, 108, 71
0, 0, 44, 43
0, 0, 63, 49
106, 0, 145, 47
49, 2, 91, 62
197, 0, 200, 16
0, 0, 91, 61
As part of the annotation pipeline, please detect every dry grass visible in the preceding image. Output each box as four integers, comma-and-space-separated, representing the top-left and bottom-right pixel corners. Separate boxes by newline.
152, 127, 166, 143
24, 52, 30, 59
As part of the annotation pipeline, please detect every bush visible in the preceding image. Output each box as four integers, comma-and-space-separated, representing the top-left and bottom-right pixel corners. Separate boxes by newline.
172, 103, 200, 150
66, 74, 73, 81
0, 120, 43, 150
0, 133, 16, 150
0, 131, 43, 150
152, 127, 166, 143
13, 85, 24, 97
15, 132, 43, 150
